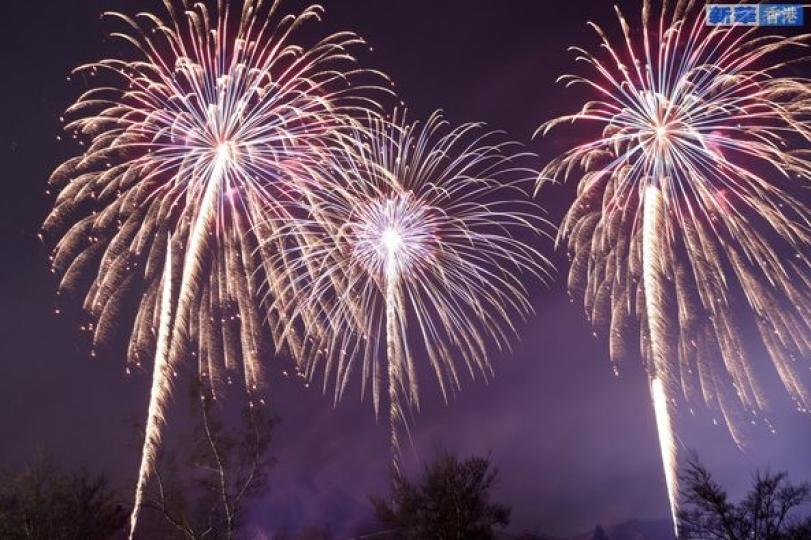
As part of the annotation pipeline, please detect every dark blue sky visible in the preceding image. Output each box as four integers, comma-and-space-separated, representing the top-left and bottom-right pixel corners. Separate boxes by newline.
1, 1, 809, 537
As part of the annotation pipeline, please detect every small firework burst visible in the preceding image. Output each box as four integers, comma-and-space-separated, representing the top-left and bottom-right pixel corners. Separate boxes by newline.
268, 111, 551, 471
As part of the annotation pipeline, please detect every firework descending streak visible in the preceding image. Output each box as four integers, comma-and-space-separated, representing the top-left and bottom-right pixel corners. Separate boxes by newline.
42, 0, 385, 536
538, 0, 811, 532
268, 112, 551, 473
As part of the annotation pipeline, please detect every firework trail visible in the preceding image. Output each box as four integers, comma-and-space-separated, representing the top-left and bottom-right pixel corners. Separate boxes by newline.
643, 186, 678, 531
132, 237, 174, 537
651, 377, 678, 534
42, 0, 384, 535
539, 0, 811, 529
267, 112, 551, 472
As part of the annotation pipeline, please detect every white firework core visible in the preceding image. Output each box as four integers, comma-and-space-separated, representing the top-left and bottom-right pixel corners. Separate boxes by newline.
353, 192, 435, 282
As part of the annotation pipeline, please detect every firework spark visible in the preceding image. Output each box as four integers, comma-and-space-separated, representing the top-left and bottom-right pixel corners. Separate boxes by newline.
268, 112, 551, 471
42, 0, 383, 535
539, 0, 811, 530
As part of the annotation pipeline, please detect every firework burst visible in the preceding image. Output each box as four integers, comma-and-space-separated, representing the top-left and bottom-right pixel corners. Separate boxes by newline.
268, 111, 551, 472
539, 0, 811, 530
42, 0, 384, 535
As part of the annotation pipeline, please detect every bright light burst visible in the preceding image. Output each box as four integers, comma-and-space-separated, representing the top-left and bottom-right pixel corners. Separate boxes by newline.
539, 0, 811, 530
42, 0, 383, 536
268, 112, 551, 471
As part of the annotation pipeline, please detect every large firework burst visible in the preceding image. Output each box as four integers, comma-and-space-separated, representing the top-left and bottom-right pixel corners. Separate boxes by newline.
268, 112, 551, 472
42, 0, 384, 535
539, 0, 811, 530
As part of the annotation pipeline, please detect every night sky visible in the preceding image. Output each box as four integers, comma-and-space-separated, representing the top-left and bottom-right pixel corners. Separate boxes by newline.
1, 1, 810, 538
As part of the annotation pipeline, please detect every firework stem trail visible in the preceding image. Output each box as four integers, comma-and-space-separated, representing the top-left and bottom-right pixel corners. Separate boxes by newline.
385, 239, 403, 477
652, 377, 679, 537
130, 239, 174, 539
130, 154, 226, 537
643, 185, 678, 535
171, 151, 228, 363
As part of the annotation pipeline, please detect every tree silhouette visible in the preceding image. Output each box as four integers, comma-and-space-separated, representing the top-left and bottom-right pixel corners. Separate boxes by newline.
679, 454, 811, 540
370, 452, 510, 539
591, 524, 610, 540
0, 453, 126, 539
141, 379, 276, 539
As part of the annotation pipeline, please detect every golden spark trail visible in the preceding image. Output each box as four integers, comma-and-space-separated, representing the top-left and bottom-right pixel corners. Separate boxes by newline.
130, 239, 174, 539
644, 185, 678, 535
384, 227, 404, 475
169, 147, 228, 368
